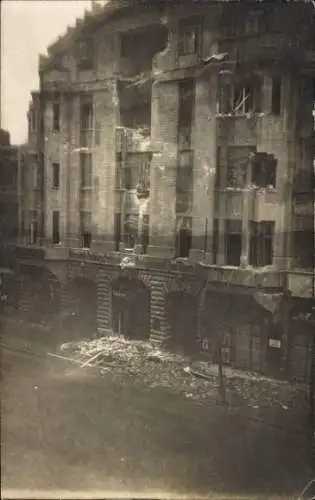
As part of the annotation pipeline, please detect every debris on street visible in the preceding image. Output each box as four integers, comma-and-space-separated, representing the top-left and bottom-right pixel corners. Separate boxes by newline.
59, 336, 307, 419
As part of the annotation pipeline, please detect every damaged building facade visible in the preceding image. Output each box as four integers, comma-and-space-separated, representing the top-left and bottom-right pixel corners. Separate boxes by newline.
13, 0, 315, 380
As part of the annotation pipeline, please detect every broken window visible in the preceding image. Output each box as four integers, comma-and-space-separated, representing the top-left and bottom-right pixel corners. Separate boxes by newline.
249, 221, 274, 267
114, 212, 121, 251
251, 153, 277, 188
175, 217, 192, 258
226, 147, 252, 188
178, 18, 201, 55
80, 153, 92, 188
225, 219, 242, 266
52, 211, 60, 244
124, 214, 139, 249
80, 211, 92, 248
271, 77, 281, 115
292, 230, 313, 268
218, 79, 261, 115
178, 79, 195, 150
52, 102, 60, 132
176, 153, 193, 214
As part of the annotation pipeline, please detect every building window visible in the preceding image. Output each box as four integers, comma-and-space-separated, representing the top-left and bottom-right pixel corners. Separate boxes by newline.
292, 230, 313, 268
77, 39, 94, 70
225, 219, 242, 266
178, 79, 195, 150
28, 212, 38, 245
52, 211, 60, 244
176, 156, 193, 214
141, 214, 149, 254
80, 153, 92, 188
271, 77, 281, 115
52, 163, 60, 189
29, 108, 37, 133
249, 221, 274, 267
80, 96, 93, 130
114, 212, 121, 251
179, 18, 201, 55
52, 102, 60, 132
124, 214, 139, 249
80, 211, 92, 248
212, 218, 219, 265
251, 153, 277, 188
175, 217, 192, 258
218, 79, 261, 115
245, 12, 261, 35
227, 147, 254, 189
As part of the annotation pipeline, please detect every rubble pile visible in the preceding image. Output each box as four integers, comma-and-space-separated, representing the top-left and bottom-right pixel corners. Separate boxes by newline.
59, 336, 306, 412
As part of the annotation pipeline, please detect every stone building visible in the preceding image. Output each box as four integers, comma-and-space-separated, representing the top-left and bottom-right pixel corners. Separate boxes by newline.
15, 0, 315, 380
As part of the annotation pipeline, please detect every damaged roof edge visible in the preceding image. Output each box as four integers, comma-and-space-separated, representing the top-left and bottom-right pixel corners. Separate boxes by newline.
39, 0, 315, 70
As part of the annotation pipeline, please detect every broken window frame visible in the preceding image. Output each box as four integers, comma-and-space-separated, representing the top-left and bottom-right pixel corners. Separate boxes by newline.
217, 78, 261, 115
249, 220, 274, 267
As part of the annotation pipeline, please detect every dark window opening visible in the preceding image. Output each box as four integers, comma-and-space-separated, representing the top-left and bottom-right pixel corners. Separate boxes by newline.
52, 162, 60, 189
52, 102, 60, 132
251, 153, 277, 188
212, 218, 219, 265
82, 232, 92, 249
52, 211, 60, 244
80, 211, 92, 248
176, 217, 192, 258
225, 219, 242, 266
80, 153, 92, 188
178, 79, 195, 149
141, 215, 149, 254
271, 77, 281, 115
215, 147, 221, 188
249, 221, 274, 267
179, 18, 201, 55
114, 213, 121, 251
292, 230, 314, 268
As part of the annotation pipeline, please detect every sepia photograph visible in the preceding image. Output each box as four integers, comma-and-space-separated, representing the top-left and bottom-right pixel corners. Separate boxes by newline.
1, 0, 315, 499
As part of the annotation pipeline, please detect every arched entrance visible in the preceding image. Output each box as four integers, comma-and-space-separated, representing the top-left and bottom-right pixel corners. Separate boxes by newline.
69, 277, 97, 339
112, 277, 150, 340
167, 292, 198, 354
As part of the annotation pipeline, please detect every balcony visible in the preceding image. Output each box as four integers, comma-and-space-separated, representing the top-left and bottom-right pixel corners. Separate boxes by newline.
116, 127, 152, 154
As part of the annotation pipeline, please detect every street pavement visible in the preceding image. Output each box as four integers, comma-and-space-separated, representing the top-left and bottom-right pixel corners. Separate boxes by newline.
1, 323, 314, 498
